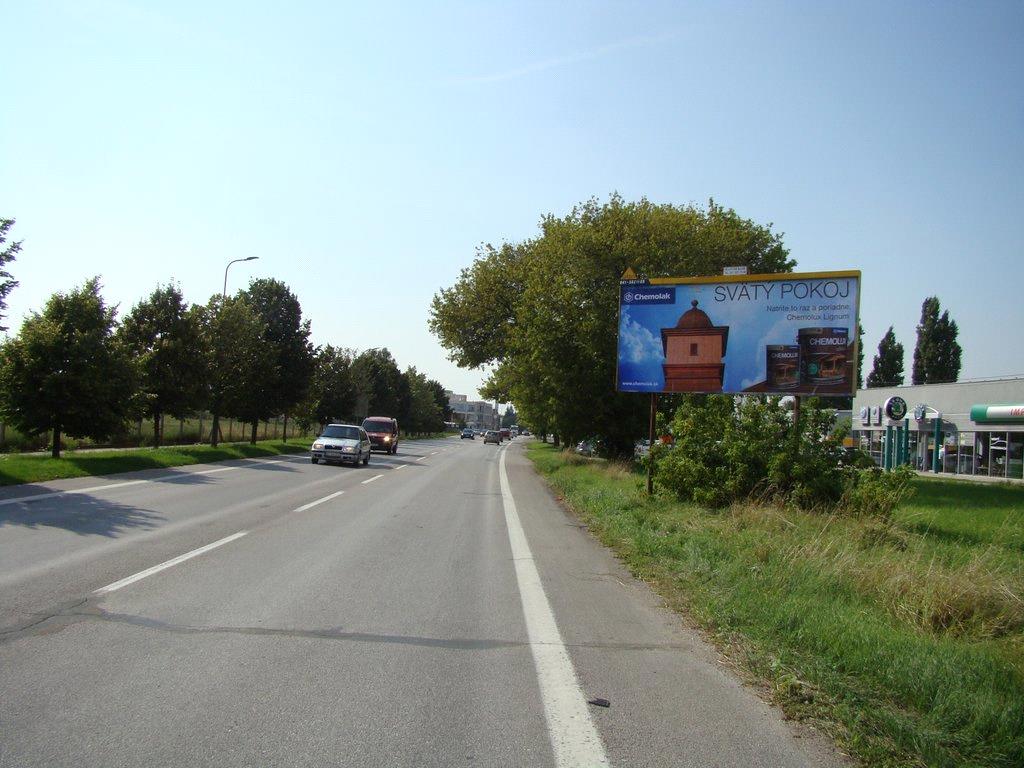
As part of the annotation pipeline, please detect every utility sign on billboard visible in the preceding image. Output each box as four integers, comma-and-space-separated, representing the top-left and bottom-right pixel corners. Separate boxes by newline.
616, 270, 861, 396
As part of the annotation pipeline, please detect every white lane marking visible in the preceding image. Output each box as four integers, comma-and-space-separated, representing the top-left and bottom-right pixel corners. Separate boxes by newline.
294, 490, 345, 512
94, 531, 249, 594
393, 465, 407, 471
430, 451, 438, 455
415, 456, 428, 462
0, 457, 292, 507
499, 449, 610, 767
361, 474, 384, 485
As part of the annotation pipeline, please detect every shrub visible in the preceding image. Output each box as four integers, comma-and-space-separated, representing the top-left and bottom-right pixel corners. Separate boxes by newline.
655, 395, 873, 511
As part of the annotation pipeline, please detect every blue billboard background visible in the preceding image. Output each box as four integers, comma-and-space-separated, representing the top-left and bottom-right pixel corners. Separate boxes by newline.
616, 273, 860, 395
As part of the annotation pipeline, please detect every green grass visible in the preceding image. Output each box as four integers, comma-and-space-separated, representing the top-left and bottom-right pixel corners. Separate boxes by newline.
527, 443, 1024, 768
0, 439, 317, 486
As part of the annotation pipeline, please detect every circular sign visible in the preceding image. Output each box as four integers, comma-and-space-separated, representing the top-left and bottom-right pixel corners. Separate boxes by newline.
884, 396, 908, 421
623, 292, 634, 302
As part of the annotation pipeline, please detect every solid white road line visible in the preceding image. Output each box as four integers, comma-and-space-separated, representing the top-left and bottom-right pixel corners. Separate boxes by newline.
0, 457, 292, 507
361, 474, 384, 485
94, 531, 249, 594
415, 456, 428, 462
294, 490, 345, 512
499, 449, 610, 768
393, 465, 407, 471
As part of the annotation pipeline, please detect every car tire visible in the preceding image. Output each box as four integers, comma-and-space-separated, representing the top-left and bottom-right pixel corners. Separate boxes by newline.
311, 457, 319, 464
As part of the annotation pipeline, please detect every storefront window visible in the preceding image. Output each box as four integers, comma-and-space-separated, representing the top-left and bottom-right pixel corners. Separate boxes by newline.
1009, 433, 1024, 480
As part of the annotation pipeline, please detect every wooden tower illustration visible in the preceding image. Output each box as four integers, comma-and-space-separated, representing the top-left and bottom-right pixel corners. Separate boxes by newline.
661, 300, 729, 392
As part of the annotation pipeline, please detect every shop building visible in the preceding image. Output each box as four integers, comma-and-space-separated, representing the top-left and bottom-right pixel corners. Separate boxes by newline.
850, 376, 1024, 480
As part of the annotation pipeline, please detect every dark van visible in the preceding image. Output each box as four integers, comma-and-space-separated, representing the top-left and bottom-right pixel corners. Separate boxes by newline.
361, 417, 399, 454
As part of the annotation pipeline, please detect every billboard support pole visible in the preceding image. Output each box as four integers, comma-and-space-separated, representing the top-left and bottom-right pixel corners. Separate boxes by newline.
647, 393, 657, 495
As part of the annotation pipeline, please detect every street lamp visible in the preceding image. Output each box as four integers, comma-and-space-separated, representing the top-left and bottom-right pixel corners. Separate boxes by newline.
222, 256, 259, 302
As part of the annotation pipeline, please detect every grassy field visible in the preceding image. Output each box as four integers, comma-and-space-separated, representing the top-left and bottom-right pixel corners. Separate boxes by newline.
527, 443, 1024, 768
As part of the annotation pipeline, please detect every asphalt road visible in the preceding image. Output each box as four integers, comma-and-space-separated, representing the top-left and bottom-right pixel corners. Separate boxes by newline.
0, 438, 846, 767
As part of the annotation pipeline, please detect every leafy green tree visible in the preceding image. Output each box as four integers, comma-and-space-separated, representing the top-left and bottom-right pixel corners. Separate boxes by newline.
300, 345, 359, 430
431, 195, 794, 454
199, 296, 273, 446
0, 218, 22, 332
0, 279, 138, 458
402, 367, 444, 435
353, 348, 404, 417
501, 406, 517, 428
118, 284, 206, 447
856, 323, 865, 389
426, 378, 452, 424
866, 327, 905, 388
238, 279, 314, 442
912, 297, 962, 384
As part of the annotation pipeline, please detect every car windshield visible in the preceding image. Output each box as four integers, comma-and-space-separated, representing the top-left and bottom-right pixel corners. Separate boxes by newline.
320, 425, 360, 440
362, 420, 392, 433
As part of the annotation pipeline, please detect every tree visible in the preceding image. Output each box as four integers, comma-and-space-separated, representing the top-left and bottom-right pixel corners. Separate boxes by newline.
352, 348, 404, 418
118, 284, 206, 447
856, 323, 865, 390
426, 379, 452, 424
430, 195, 794, 454
501, 406, 517, 428
198, 295, 273, 447
238, 279, 314, 442
866, 327, 905, 388
0, 279, 138, 458
300, 345, 359, 430
0, 219, 22, 332
402, 367, 444, 435
912, 297, 962, 384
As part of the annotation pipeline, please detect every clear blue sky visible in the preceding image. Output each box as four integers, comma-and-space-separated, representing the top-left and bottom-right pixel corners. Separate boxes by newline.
2, 1, 1021, 400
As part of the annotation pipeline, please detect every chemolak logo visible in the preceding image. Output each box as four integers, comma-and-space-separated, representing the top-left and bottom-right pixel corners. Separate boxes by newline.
622, 287, 676, 305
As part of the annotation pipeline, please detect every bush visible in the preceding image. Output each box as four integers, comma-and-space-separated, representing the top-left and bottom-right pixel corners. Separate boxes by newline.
655, 395, 872, 511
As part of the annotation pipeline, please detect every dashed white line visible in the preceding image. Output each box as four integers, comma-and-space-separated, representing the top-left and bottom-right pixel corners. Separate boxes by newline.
498, 449, 609, 767
393, 465, 407, 471
293, 490, 345, 512
361, 474, 384, 485
415, 456, 428, 462
94, 531, 249, 594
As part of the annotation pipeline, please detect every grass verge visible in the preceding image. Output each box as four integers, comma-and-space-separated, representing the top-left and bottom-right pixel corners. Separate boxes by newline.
0, 439, 317, 486
527, 443, 1024, 768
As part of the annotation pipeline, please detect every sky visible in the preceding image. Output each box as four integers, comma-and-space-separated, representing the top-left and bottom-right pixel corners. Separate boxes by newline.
2, 1, 1022, 402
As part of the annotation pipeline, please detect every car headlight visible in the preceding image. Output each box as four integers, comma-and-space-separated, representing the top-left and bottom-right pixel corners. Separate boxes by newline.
383, 435, 391, 442
343, 446, 355, 453
312, 442, 323, 449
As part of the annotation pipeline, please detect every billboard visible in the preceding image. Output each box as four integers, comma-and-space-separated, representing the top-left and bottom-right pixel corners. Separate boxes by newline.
617, 270, 860, 396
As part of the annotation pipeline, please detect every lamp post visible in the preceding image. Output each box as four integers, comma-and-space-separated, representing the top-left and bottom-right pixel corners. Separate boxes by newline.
223, 256, 259, 302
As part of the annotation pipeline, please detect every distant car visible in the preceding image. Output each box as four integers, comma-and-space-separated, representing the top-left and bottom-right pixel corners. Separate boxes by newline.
311, 424, 371, 466
460, 428, 474, 439
576, 440, 595, 456
500, 428, 511, 441
634, 439, 651, 459
520, 429, 531, 436
362, 416, 399, 454
484, 430, 501, 445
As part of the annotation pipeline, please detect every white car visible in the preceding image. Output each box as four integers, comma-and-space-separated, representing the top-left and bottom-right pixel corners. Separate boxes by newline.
310, 424, 372, 466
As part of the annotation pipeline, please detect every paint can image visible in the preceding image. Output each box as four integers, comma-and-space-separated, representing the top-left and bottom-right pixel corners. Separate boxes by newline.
798, 327, 849, 385
765, 345, 800, 389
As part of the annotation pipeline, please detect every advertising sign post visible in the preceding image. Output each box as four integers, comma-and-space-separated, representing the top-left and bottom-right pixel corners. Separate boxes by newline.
617, 270, 861, 396
619, 270, 861, 493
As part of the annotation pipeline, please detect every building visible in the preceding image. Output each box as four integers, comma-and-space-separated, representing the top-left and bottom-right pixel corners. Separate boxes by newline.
444, 391, 499, 430
851, 376, 1024, 479
661, 300, 728, 392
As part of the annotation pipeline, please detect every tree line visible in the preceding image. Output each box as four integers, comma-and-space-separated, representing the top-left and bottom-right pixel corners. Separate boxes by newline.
0, 219, 452, 458
865, 297, 962, 387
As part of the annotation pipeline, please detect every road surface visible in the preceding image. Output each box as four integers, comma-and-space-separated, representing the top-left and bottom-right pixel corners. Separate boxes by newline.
0, 438, 844, 767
